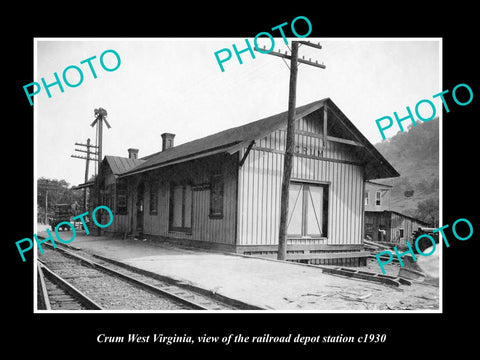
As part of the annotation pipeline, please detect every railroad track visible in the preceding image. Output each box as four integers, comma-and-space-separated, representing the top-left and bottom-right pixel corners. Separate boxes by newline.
37, 262, 103, 310
37, 243, 257, 310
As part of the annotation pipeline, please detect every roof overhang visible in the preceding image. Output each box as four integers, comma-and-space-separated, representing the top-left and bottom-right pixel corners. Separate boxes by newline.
116, 98, 399, 181
119, 141, 242, 178
72, 181, 95, 190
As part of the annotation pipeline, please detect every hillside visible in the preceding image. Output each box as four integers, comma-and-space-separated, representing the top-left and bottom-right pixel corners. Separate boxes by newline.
373, 118, 439, 226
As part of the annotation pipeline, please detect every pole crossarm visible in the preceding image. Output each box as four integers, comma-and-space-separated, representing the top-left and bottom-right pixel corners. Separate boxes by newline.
74, 148, 99, 155
75, 142, 99, 148
254, 47, 291, 60
298, 40, 323, 49
254, 48, 326, 69
71, 155, 99, 161
298, 57, 326, 69
71, 137, 95, 214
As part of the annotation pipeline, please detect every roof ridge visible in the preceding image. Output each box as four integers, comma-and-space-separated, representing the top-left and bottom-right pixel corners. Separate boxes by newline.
138, 98, 329, 163
115, 97, 398, 181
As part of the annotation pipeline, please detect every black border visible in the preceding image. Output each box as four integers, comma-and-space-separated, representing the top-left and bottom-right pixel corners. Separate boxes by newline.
8, 5, 479, 355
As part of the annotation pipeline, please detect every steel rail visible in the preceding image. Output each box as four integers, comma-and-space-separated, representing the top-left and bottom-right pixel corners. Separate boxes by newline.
41, 244, 209, 310
38, 260, 104, 310
37, 262, 51, 310
90, 252, 265, 310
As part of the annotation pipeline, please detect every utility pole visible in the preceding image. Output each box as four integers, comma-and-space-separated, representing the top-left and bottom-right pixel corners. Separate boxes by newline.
278, 41, 299, 261
37, 179, 58, 225
90, 107, 111, 235
257, 40, 325, 260
71, 138, 98, 212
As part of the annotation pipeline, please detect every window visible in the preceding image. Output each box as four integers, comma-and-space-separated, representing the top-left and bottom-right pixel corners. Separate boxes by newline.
169, 183, 192, 232
375, 191, 381, 206
399, 228, 404, 238
149, 181, 158, 215
364, 191, 369, 206
287, 182, 328, 238
209, 174, 224, 218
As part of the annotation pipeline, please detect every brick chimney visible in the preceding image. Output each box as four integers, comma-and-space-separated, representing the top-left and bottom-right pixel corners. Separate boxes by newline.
161, 133, 175, 151
128, 148, 139, 159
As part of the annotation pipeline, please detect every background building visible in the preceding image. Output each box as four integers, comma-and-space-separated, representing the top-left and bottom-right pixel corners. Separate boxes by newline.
364, 181, 429, 245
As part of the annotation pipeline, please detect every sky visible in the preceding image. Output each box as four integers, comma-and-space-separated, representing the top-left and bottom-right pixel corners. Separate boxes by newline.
35, 38, 441, 187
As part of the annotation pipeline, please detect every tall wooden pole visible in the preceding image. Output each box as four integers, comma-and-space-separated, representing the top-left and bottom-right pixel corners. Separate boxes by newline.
84, 138, 91, 212
90, 107, 110, 235
277, 41, 299, 261
97, 120, 103, 175
255, 41, 324, 260
95, 120, 102, 235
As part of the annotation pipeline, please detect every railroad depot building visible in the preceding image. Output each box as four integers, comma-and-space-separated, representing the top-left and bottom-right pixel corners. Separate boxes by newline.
94, 98, 399, 265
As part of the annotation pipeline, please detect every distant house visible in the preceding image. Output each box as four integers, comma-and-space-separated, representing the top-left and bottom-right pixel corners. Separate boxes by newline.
93, 98, 399, 265
364, 181, 429, 245
364, 181, 392, 212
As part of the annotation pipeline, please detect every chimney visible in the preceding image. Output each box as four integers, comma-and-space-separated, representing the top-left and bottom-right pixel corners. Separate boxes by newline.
161, 133, 175, 151
128, 148, 139, 159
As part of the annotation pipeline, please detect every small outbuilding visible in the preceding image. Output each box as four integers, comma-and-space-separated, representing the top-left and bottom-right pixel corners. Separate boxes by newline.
364, 210, 429, 246
364, 181, 430, 245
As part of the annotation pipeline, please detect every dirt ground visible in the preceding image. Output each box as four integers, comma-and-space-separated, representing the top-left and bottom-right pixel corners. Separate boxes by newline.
35, 224, 440, 311
290, 258, 439, 311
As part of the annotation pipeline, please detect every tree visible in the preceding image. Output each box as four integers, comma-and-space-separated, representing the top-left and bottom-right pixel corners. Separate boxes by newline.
37, 177, 84, 224
414, 197, 439, 227
375, 117, 439, 217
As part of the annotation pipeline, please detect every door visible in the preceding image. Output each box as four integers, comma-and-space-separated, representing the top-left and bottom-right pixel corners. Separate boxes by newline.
136, 182, 144, 234
287, 182, 328, 238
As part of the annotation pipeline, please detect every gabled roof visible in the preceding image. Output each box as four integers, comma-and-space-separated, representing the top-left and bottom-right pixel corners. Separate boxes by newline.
104, 155, 145, 176
74, 156, 144, 189
119, 98, 399, 180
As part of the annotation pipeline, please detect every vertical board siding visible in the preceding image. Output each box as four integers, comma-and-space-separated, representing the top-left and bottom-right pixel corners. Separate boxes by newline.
238, 149, 284, 246
366, 211, 426, 246
132, 154, 237, 245
389, 212, 425, 245
112, 215, 129, 233
238, 149, 363, 246
238, 114, 364, 246
256, 127, 356, 163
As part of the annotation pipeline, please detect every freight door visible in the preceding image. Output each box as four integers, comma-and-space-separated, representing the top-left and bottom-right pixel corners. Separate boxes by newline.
287, 182, 328, 238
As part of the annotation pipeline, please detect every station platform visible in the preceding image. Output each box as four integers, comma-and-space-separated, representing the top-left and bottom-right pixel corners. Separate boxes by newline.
36, 226, 439, 311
